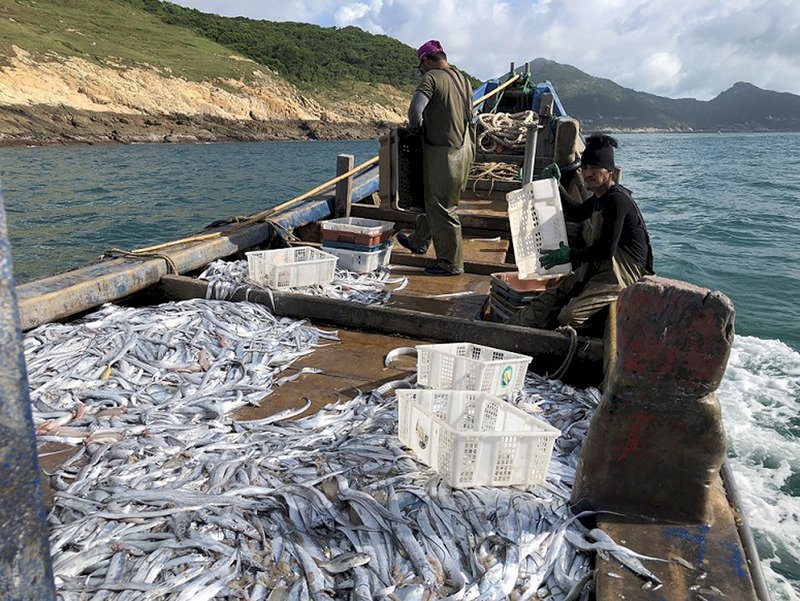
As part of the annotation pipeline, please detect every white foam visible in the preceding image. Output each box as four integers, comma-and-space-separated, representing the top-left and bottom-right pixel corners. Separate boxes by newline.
719, 336, 800, 600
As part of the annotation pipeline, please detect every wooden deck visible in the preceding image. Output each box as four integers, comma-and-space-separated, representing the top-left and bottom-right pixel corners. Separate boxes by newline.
31, 174, 761, 601
596, 478, 758, 600
155, 264, 758, 601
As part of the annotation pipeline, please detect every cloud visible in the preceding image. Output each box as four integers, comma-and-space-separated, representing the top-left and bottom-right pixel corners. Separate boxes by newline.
334, 1, 385, 34
171, 0, 800, 99
638, 53, 683, 96
172, 0, 338, 23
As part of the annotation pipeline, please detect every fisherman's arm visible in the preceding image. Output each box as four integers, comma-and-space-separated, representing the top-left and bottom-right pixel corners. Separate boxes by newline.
570, 199, 624, 264
407, 91, 429, 134
558, 183, 594, 222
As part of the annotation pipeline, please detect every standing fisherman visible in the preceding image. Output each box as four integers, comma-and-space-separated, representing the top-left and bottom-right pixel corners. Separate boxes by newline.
510, 134, 654, 330
396, 40, 475, 276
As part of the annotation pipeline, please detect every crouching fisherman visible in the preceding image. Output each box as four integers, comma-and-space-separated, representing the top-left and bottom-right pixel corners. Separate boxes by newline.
509, 134, 654, 331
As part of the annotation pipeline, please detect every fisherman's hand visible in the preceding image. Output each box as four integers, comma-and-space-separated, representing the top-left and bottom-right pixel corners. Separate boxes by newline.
540, 242, 571, 269
540, 163, 561, 183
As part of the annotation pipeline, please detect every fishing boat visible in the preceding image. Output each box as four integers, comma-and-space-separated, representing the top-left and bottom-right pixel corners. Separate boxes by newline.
1, 63, 770, 600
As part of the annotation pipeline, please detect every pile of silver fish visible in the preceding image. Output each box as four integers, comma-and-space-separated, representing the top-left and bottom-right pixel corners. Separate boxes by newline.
26, 298, 661, 600
198, 259, 408, 305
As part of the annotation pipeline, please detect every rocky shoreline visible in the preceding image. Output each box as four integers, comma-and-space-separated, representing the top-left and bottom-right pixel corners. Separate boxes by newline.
0, 104, 401, 148
3, 105, 783, 149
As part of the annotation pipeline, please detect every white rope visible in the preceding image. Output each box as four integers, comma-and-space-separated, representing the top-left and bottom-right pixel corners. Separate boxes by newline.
477, 110, 539, 153
469, 161, 519, 181
468, 161, 520, 197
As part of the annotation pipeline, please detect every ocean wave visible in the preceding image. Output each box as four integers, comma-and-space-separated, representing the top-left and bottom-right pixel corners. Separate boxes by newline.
720, 336, 800, 599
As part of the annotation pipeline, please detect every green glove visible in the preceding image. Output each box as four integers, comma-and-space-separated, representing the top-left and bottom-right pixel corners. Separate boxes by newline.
540, 242, 571, 269
540, 163, 561, 183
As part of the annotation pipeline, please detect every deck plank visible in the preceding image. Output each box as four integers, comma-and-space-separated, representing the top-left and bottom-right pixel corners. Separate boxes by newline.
391, 236, 510, 266
595, 476, 758, 601
384, 265, 490, 319
232, 328, 415, 420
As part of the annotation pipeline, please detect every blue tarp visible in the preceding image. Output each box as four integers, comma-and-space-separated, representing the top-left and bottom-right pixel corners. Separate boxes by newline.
473, 75, 569, 118
532, 80, 568, 117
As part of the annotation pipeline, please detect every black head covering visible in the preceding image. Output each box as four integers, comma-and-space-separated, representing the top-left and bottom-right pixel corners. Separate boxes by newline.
580, 134, 618, 172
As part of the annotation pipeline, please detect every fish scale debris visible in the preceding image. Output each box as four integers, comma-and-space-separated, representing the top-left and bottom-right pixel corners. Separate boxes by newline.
25, 297, 656, 599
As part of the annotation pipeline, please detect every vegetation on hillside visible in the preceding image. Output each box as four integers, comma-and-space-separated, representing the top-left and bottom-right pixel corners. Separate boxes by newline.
117, 0, 423, 93
528, 58, 800, 131
0, 0, 261, 82
1, 1, 796, 133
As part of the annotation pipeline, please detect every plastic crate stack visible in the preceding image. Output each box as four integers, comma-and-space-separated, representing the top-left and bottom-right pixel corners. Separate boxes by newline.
487, 271, 561, 323
487, 177, 570, 322
396, 343, 560, 488
320, 217, 395, 273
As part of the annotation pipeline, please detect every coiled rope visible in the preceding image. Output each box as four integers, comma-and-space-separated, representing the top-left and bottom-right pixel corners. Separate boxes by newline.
469, 161, 520, 197
476, 110, 539, 153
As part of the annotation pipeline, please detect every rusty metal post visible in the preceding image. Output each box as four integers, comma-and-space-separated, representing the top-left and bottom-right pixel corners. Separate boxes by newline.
0, 182, 57, 599
521, 124, 539, 184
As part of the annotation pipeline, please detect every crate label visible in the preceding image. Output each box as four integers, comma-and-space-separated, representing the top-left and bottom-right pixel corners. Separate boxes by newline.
501, 365, 514, 388
415, 421, 429, 449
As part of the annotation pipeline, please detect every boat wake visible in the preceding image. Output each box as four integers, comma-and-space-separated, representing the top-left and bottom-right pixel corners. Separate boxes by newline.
720, 336, 800, 600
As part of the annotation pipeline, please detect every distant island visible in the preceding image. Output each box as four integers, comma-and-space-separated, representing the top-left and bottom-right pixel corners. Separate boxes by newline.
528, 58, 800, 133
0, 0, 798, 147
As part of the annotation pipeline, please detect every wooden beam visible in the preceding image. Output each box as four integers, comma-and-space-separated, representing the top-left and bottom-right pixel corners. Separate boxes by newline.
350, 204, 511, 232
467, 179, 520, 192
476, 152, 523, 165
389, 253, 516, 275
334, 154, 354, 217
288, 239, 514, 275
156, 275, 604, 387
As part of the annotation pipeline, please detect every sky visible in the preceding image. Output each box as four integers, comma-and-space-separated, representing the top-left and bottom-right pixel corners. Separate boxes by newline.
171, 0, 799, 101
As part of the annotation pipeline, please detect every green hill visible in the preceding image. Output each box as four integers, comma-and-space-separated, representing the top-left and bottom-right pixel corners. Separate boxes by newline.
0, 0, 263, 83
0, 0, 798, 147
0, 0, 418, 145
118, 0, 422, 92
528, 58, 800, 132
0, 0, 430, 91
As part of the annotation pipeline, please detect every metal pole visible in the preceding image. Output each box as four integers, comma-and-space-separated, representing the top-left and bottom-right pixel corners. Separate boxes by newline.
0, 181, 57, 599
522, 124, 539, 184
721, 459, 772, 601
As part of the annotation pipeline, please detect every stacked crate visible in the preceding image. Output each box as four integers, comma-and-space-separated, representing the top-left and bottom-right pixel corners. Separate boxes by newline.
487, 271, 562, 322
320, 217, 395, 273
396, 343, 560, 489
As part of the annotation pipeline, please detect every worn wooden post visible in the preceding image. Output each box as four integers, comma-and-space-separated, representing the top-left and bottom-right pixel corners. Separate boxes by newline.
0, 185, 57, 599
571, 276, 734, 523
334, 153, 354, 218
539, 92, 554, 118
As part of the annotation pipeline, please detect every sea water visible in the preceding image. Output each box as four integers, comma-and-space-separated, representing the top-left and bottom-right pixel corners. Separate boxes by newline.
1, 134, 798, 599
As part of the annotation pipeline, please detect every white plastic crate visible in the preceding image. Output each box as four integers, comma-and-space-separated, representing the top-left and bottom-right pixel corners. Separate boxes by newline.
506, 178, 571, 279
320, 217, 394, 246
416, 342, 532, 395
322, 243, 392, 273
246, 247, 337, 289
397, 389, 560, 488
